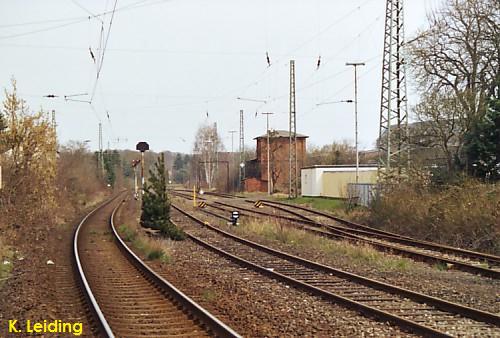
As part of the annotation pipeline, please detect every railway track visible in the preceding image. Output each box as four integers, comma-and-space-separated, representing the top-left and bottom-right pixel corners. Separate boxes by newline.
171, 203, 500, 337
257, 199, 500, 277
170, 190, 500, 279
73, 193, 240, 338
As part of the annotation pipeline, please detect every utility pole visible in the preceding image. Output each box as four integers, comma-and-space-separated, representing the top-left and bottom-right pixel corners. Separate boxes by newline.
262, 112, 274, 195
228, 130, 237, 192
379, 0, 409, 180
214, 122, 219, 190
228, 130, 237, 153
98, 122, 104, 177
346, 62, 365, 184
289, 60, 298, 199
132, 159, 140, 199
239, 109, 245, 191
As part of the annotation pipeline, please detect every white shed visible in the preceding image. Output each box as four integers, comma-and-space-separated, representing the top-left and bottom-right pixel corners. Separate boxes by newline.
301, 165, 378, 198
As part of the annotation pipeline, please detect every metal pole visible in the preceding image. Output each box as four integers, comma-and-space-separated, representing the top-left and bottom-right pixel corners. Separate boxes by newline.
226, 161, 230, 193
262, 112, 274, 195
267, 115, 270, 195
346, 62, 365, 184
228, 130, 237, 192
239, 109, 245, 191
99, 122, 104, 177
289, 60, 297, 199
229, 130, 237, 153
141, 151, 145, 195
134, 166, 138, 197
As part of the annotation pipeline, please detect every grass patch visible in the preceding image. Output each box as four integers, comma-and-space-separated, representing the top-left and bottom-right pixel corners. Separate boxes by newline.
118, 224, 137, 242
235, 219, 415, 272
434, 262, 449, 271
201, 288, 217, 302
119, 225, 172, 263
276, 196, 345, 212
146, 249, 164, 260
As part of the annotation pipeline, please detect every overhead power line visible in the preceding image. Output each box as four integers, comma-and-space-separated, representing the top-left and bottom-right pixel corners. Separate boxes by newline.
0, 0, 169, 40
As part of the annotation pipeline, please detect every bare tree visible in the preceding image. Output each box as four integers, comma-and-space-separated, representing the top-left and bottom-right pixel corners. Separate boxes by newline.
307, 141, 357, 166
412, 91, 467, 170
193, 123, 224, 189
409, 0, 499, 169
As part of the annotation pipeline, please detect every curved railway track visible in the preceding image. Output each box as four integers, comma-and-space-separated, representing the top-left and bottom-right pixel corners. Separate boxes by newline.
170, 190, 500, 279
171, 203, 500, 337
73, 193, 240, 338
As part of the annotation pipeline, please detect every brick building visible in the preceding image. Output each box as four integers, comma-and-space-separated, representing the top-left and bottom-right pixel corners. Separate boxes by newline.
244, 130, 308, 193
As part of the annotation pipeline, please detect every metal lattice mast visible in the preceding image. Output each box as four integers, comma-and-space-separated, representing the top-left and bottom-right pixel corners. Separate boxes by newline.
239, 109, 245, 190
378, 0, 409, 179
289, 60, 298, 198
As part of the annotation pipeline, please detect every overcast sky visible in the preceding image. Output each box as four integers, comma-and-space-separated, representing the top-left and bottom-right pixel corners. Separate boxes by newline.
0, 0, 446, 153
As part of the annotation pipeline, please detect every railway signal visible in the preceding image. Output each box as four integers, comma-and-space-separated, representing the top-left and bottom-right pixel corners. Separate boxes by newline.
136, 142, 150, 196
230, 210, 239, 226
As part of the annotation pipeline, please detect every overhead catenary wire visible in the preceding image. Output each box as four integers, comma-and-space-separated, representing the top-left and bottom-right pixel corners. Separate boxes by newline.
0, 18, 88, 40
90, 0, 118, 103
269, 0, 375, 68
71, 0, 104, 23
0, 0, 168, 40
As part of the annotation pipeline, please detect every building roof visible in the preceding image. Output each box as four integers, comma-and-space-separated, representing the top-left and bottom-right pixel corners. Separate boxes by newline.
254, 129, 309, 140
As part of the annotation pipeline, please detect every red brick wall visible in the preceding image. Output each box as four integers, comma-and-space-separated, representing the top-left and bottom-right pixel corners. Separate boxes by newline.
244, 177, 267, 192
256, 136, 307, 192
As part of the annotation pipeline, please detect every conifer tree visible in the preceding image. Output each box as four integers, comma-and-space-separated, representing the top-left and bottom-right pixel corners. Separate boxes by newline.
465, 82, 500, 181
141, 153, 185, 240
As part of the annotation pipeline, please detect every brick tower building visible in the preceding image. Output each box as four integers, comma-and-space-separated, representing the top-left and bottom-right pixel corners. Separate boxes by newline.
244, 130, 308, 193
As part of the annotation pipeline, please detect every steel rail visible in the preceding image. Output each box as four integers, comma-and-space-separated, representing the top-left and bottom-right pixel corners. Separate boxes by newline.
73, 193, 124, 338
262, 199, 500, 265
171, 191, 500, 277
75, 192, 241, 338
171, 203, 500, 337
254, 200, 500, 270
207, 199, 500, 279
177, 189, 499, 264
109, 198, 242, 338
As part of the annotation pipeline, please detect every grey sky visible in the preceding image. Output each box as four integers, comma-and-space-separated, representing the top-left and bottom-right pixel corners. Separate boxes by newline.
0, 0, 445, 153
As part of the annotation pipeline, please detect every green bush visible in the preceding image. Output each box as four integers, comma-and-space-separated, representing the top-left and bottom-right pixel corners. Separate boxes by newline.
146, 249, 164, 260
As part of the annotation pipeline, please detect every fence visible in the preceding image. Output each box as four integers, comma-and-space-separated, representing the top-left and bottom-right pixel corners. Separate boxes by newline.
347, 183, 379, 207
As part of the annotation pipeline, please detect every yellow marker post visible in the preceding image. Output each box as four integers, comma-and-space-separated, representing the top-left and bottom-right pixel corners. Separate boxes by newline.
193, 185, 196, 207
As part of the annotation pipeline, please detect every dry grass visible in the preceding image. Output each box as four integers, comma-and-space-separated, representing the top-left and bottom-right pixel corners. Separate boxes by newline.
366, 180, 500, 254
235, 219, 415, 272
